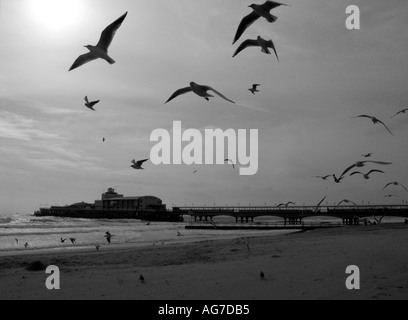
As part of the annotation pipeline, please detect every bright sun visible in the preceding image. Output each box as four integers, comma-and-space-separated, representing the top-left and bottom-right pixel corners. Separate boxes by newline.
27, 0, 83, 31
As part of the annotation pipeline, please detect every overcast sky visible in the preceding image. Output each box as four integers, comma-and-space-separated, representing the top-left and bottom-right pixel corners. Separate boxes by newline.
1, 0, 408, 213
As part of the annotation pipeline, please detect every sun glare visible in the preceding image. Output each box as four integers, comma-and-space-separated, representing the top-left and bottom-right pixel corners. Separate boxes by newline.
27, 0, 83, 32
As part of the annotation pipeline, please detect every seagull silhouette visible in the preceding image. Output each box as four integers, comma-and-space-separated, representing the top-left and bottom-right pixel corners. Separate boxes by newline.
350, 170, 385, 180
233, 1, 289, 44
140, 274, 145, 282
277, 202, 295, 208
165, 82, 235, 104
24, 242, 29, 248
314, 196, 327, 213
340, 161, 392, 179
84, 96, 100, 111
355, 115, 394, 136
105, 232, 114, 244
60, 238, 67, 243
361, 153, 373, 158
131, 159, 148, 170
70, 238, 76, 245
391, 108, 408, 118
384, 194, 400, 198
383, 182, 408, 192
233, 36, 279, 61
249, 84, 261, 95
314, 174, 335, 181
337, 199, 357, 206
69, 12, 128, 71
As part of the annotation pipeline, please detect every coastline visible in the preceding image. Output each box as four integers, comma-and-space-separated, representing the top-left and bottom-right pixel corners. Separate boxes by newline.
0, 224, 407, 300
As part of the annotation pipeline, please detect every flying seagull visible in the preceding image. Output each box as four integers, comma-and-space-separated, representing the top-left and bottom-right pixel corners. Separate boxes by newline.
165, 82, 235, 104
233, 1, 289, 45
24, 242, 29, 248
384, 194, 400, 198
60, 238, 67, 243
340, 161, 392, 179
224, 159, 236, 169
69, 12, 128, 71
84, 96, 100, 111
233, 36, 279, 61
361, 153, 373, 158
332, 174, 345, 184
355, 115, 394, 136
260, 271, 265, 279
350, 170, 385, 180
177, 231, 184, 237
249, 84, 261, 95
131, 159, 148, 170
96, 245, 101, 252
105, 232, 114, 244
391, 108, 408, 118
337, 199, 357, 206
314, 196, 327, 213
70, 238, 76, 245
314, 174, 334, 181
383, 182, 408, 192
277, 202, 295, 208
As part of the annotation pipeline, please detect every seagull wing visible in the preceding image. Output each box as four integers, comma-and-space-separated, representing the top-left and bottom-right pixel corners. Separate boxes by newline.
376, 119, 394, 136
383, 183, 393, 190
262, 1, 289, 10
252, 84, 261, 90
165, 87, 193, 104
205, 87, 235, 104
350, 171, 362, 176
69, 52, 98, 71
136, 159, 149, 167
233, 39, 259, 57
96, 12, 128, 52
233, 12, 261, 45
84, 96, 90, 104
368, 170, 385, 175
315, 196, 327, 211
266, 39, 279, 61
400, 183, 408, 192
340, 164, 358, 178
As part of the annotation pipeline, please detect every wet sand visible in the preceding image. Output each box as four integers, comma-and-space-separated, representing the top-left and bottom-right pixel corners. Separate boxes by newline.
0, 224, 407, 300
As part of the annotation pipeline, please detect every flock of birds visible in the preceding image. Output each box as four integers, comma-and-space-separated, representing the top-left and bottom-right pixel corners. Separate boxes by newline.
65, 2, 293, 173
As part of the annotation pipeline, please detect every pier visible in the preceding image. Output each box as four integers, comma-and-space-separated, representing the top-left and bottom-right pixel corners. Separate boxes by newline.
174, 204, 408, 226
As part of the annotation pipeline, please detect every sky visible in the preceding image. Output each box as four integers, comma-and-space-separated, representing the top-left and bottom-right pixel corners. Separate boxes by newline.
0, 0, 408, 214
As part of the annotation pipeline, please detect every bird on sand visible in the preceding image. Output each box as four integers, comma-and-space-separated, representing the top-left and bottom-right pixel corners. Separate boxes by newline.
24, 242, 29, 248
224, 159, 236, 169
84, 96, 100, 111
391, 108, 408, 118
165, 82, 235, 104
69, 12, 128, 71
340, 161, 392, 179
140, 274, 145, 282
177, 231, 184, 237
60, 238, 67, 243
233, 1, 289, 45
70, 238, 76, 245
383, 182, 408, 192
260, 271, 265, 279
233, 36, 279, 61
350, 170, 385, 180
337, 199, 357, 206
249, 84, 261, 95
355, 115, 394, 136
131, 159, 148, 170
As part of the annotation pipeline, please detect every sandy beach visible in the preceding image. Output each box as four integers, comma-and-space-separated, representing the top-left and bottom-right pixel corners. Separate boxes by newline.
0, 224, 407, 300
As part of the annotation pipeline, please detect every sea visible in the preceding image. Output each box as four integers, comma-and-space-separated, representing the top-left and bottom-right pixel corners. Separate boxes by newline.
1, 213, 405, 257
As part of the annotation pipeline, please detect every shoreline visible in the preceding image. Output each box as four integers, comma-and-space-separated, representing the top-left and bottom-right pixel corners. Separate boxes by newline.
0, 224, 407, 300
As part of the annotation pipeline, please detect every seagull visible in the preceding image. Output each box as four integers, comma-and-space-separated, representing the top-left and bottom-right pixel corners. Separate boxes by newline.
233, 36, 279, 61
384, 194, 400, 198
140, 274, 145, 282
260, 271, 265, 279
277, 202, 295, 208
165, 82, 235, 104
193, 170, 198, 174
224, 159, 236, 169
383, 182, 408, 192
131, 159, 148, 170
337, 199, 357, 206
350, 170, 385, 180
84, 96, 100, 111
105, 233, 114, 244
249, 84, 261, 95
332, 174, 345, 184
361, 153, 373, 158
355, 115, 394, 136
177, 231, 184, 237
103, 137, 106, 142
314, 174, 335, 181
391, 108, 408, 118
69, 12, 128, 71
314, 196, 327, 213
60, 238, 67, 243
233, 1, 289, 45
15, 239, 18, 244
340, 161, 392, 179
70, 238, 76, 245
24, 242, 29, 248
96, 245, 101, 252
